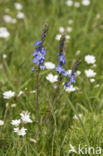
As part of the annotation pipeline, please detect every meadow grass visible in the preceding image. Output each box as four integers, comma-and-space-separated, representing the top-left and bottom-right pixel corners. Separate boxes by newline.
0, 0, 103, 155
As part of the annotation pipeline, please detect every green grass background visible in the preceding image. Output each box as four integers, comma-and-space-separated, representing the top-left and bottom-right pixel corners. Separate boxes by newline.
0, 0, 103, 155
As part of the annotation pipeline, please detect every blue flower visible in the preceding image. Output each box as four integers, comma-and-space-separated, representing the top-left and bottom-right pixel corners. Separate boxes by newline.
59, 54, 66, 64
32, 24, 49, 69
65, 81, 71, 88
56, 64, 65, 74
63, 70, 69, 77
34, 40, 41, 46
31, 67, 35, 72
70, 73, 76, 83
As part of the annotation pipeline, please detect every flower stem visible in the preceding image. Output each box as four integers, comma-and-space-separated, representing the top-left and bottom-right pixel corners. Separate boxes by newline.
36, 66, 40, 124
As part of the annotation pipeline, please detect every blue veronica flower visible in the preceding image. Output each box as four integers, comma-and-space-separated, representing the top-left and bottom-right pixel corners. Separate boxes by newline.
56, 64, 65, 74
59, 54, 66, 64
32, 24, 49, 70
31, 67, 35, 72
70, 73, 76, 83
64, 58, 81, 87
65, 81, 71, 88
34, 40, 41, 46
62, 70, 69, 77
56, 34, 66, 76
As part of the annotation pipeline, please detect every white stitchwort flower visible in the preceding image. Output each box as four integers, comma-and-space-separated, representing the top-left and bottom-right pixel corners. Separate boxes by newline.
14, 3, 23, 10
17, 12, 24, 19
46, 73, 58, 83
20, 111, 32, 124
84, 55, 96, 64
82, 0, 90, 6
66, 0, 73, 6
2, 54, 7, 59
55, 34, 61, 40
14, 127, 27, 136
65, 85, 77, 92
3, 15, 12, 23
67, 69, 72, 75
85, 69, 96, 78
3, 90, 15, 99
11, 104, 17, 107
59, 27, 65, 33
76, 70, 81, 76
67, 27, 72, 32
3, 15, 17, 24
18, 90, 24, 97
66, 35, 70, 40
0, 120, 4, 126
0, 27, 10, 39
45, 62, 55, 69
73, 114, 82, 120
11, 119, 21, 126
95, 84, 100, 88
90, 78, 95, 83
30, 90, 36, 94
74, 2, 80, 8
68, 20, 73, 24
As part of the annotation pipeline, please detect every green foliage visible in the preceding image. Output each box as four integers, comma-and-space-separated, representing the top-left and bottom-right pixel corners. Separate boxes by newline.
0, 0, 103, 155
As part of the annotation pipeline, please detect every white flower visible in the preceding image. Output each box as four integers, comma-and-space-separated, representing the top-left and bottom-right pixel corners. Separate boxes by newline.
30, 90, 36, 94
90, 78, 95, 83
82, 0, 90, 6
45, 62, 55, 69
0, 120, 4, 126
66, 35, 70, 40
67, 27, 72, 32
73, 114, 82, 119
3, 15, 17, 24
85, 69, 96, 77
69, 144, 77, 153
17, 12, 24, 19
59, 27, 65, 33
11, 104, 16, 107
74, 2, 80, 8
55, 34, 61, 40
3, 90, 15, 99
3, 15, 12, 23
2, 54, 7, 59
68, 20, 73, 24
95, 84, 100, 88
76, 70, 81, 76
11, 119, 21, 126
18, 91, 24, 97
65, 85, 77, 92
20, 111, 32, 124
30, 138, 36, 143
14, 3, 23, 10
67, 69, 72, 75
46, 73, 58, 83
84, 55, 96, 64
66, 0, 73, 6
0, 27, 10, 39
14, 127, 27, 136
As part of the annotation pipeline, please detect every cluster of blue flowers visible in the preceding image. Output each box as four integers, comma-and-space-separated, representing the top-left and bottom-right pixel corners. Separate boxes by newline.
65, 57, 81, 87
55, 34, 81, 88
32, 24, 81, 88
56, 35, 67, 76
32, 24, 49, 71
